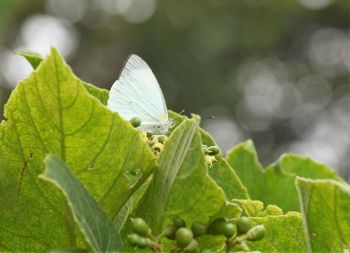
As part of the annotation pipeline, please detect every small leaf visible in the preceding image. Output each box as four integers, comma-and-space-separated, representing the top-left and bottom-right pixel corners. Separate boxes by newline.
212, 201, 242, 220
233, 199, 283, 217
40, 155, 122, 252
296, 177, 350, 252
247, 213, 307, 252
17, 50, 43, 69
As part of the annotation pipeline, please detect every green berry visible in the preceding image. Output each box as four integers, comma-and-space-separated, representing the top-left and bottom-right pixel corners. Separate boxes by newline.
157, 135, 167, 144
191, 221, 206, 237
164, 224, 177, 240
173, 215, 186, 228
130, 218, 151, 237
130, 117, 142, 127
237, 217, 252, 234
136, 238, 148, 249
206, 218, 226, 235
184, 239, 199, 253
175, 228, 193, 248
127, 233, 148, 248
207, 146, 221, 156
246, 225, 266, 241
223, 223, 236, 238
127, 233, 139, 245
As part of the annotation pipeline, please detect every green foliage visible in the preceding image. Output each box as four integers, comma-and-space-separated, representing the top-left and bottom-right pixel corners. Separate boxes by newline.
296, 177, 350, 252
0, 48, 155, 251
226, 140, 342, 211
0, 49, 349, 253
133, 115, 229, 236
41, 155, 122, 252
200, 129, 249, 200
17, 50, 43, 69
247, 213, 307, 252
233, 199, 283, 217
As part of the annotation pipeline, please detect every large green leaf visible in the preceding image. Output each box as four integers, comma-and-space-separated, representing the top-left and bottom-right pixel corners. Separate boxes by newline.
0, 48, 155, 251
135, 116, 227, 232
129, 115, 237, 251
169, 111, 249, 200
41, 155, 122, 252
226, 140, 342, 211
296, 177, 350, 252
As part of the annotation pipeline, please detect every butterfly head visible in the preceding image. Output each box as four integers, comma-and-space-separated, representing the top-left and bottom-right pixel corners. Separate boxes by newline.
155, 120, 170, 135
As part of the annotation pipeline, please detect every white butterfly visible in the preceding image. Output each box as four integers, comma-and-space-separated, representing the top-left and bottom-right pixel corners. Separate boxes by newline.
107, 54, 170, 134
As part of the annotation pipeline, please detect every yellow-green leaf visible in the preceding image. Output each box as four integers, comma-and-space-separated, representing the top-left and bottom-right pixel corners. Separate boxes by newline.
0, 48, 155, 251
41, 155, 122, 252
248, 213, 307, 252
226, 140, 342, 211
296, 177, 350, 252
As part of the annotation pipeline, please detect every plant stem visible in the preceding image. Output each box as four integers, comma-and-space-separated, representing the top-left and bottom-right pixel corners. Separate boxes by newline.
148, 239, 163, 253
225, 235, 249, 253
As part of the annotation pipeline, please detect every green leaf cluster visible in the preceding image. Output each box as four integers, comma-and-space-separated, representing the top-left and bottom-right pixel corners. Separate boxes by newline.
0, 49, 349, 252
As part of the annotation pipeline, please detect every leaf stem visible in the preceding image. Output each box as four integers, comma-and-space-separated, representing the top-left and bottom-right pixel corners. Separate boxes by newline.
148, 239, 163, 253
225, 235, 249, 253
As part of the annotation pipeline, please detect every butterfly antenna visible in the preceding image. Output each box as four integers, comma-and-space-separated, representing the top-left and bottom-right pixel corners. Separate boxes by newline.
178, 109, 186, 115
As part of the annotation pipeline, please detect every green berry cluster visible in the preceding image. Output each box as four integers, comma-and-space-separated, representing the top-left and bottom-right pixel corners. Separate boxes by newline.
166, 216, 200, 252
127, 215, 266, 253
127, 218, 152, 249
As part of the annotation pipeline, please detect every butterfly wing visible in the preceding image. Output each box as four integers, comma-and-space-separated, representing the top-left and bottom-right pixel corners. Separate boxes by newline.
107, 54, 168, 132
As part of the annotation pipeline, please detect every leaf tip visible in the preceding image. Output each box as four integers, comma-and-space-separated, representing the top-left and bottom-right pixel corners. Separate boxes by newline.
16, 50, 42, 58
16, 50, 43, 69
49, 47, 66, 63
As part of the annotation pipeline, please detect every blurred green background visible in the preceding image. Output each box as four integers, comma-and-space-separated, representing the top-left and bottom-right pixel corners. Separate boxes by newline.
0, 0, 349, 180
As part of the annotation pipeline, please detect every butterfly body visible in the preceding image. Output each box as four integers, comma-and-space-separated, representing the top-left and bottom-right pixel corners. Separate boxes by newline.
107, 54, 169, 134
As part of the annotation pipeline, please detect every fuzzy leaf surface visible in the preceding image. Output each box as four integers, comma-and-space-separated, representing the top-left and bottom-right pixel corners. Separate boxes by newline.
247, 213, 307, 253
296, 177, 350, 252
